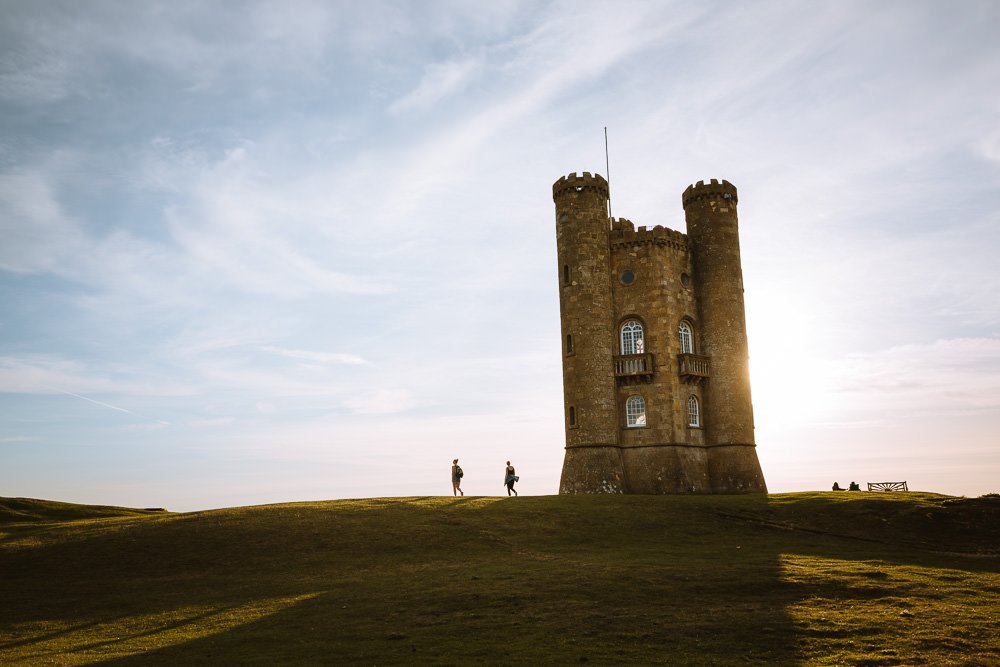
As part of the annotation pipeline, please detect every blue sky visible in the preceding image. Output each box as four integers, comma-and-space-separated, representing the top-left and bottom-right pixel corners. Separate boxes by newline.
2, 1, 998, 511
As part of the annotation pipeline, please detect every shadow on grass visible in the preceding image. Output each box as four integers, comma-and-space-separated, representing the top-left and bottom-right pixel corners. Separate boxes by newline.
1, 494, 998, 665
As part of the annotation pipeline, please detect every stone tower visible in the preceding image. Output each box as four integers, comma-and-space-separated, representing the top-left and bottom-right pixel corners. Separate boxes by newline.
553, 172, 766, 494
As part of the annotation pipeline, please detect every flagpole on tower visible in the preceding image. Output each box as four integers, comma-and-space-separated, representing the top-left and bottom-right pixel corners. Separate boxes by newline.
604, 126, 612, 220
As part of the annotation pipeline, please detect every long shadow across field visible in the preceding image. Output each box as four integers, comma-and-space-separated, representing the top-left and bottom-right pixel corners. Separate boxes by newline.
1, 494, 998, 665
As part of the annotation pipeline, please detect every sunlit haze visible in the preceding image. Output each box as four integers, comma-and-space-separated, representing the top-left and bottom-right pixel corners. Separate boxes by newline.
2, 1, 999, 511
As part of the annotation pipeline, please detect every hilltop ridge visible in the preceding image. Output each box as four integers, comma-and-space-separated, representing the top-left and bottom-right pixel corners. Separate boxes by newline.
0, 497, 166, 525
2, 492, 998, 665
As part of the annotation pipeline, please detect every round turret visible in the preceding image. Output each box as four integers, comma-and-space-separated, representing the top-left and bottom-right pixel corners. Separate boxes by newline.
681, 179, 738, 209
553, 171, 625, 493
683, 178, 766, 493
553, 171, 610, 202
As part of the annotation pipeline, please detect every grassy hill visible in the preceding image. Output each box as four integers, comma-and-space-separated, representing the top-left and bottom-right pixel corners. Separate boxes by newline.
1, 492, 998, 666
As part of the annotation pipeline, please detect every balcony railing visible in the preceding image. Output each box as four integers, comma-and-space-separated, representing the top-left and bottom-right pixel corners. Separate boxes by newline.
614, 353, 654, 378
678, 353, 710, 380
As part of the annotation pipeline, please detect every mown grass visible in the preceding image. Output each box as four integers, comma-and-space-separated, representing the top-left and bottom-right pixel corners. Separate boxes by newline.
1, 492, 998, 666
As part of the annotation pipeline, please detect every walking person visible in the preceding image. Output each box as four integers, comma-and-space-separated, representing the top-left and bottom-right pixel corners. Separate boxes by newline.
504, 460, 518, 496
452, 459, 464, 496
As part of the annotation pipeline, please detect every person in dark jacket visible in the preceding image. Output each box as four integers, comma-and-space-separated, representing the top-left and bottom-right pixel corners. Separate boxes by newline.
452, 459, 464, 496
504, 461, 518, 497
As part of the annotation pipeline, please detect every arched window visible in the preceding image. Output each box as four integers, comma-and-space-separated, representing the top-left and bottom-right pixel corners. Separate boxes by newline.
626, 395, 646, 428
679, 321, 694, 354
687, 395, 700, 427
620, 320, 645, 355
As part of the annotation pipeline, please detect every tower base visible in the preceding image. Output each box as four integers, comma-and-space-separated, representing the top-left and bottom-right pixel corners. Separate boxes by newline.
559, 444, 767, 494
707, 444, 768, 493
559, 446, 626, 494
621, 446, 712, 493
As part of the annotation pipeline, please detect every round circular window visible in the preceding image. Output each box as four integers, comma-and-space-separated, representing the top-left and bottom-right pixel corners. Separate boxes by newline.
620, 270, 635, 285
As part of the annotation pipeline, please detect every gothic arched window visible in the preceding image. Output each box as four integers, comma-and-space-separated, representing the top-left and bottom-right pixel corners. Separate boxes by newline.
687, 395, 700, 427
679, 321, 694, 354
626, 395, 646, 428
620, 320, 645, 355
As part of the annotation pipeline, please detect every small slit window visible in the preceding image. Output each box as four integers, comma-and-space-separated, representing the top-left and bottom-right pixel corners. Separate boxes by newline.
566, 334, 574, 355
621, 320, 644, 355
569, 406, 576, 426
688, 396, 700, 427
563, 264, 570, 285
679, 321, 694, 354
626, 395, 646, 428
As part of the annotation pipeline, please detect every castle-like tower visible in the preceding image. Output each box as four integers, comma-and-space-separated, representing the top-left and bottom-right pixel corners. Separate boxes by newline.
554, 172, 766, 494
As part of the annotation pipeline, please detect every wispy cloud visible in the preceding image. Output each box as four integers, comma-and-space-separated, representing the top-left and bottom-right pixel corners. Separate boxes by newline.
389, 57, 483, 114
157, 144, 395, 298
343, 388, 418, 415
0, 435, 36, 444
259, 347, 368, 366
829, 338, 1000, 415
0, 356, 119, 395
0, 355, 190, 398
981, 124, 1000, 162
0, 169, 86, 273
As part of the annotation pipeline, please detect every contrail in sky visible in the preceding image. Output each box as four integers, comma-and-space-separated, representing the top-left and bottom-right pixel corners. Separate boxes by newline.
57, 390, 170, 426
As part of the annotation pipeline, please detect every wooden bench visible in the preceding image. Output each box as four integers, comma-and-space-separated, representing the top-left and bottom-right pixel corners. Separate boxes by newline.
867, 481, 908, 492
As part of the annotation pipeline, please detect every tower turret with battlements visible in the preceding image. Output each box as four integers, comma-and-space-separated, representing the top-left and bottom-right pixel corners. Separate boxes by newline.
553, 173, 626, 493
553, 172, 766, 494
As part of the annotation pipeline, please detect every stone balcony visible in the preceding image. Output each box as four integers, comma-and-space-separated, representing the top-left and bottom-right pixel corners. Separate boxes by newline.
678, 353, 710, 380
614, 353, 654, 378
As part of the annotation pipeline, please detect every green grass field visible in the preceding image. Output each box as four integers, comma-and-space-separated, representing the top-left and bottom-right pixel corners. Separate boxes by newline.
2, 492, 998, 666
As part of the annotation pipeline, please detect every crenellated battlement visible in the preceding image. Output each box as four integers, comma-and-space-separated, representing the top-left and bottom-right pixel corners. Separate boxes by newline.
610, 222, 689, 251
553, 172, 609, 200
681, 178, 738, 209
610, 217, 635, 232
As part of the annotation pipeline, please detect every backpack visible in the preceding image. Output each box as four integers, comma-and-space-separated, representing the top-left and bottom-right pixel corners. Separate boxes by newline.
456, 466, 464, 479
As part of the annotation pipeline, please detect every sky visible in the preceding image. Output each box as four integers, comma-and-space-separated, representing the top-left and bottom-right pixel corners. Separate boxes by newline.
2, 1, 999, 511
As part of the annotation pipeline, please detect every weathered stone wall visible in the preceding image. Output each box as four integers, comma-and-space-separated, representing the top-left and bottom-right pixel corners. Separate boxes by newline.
621, 445, 711, 493
554, 173, 624, 493
684, 179, 767, 493
707, 445, 768, 493
609, 220, 708, 492
610, 221, 694, 442
561, 446, 627, 495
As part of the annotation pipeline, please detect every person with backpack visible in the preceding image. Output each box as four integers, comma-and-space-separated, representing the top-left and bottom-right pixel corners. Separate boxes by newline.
503, 460, 518, 497
451, 459, 464, 496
